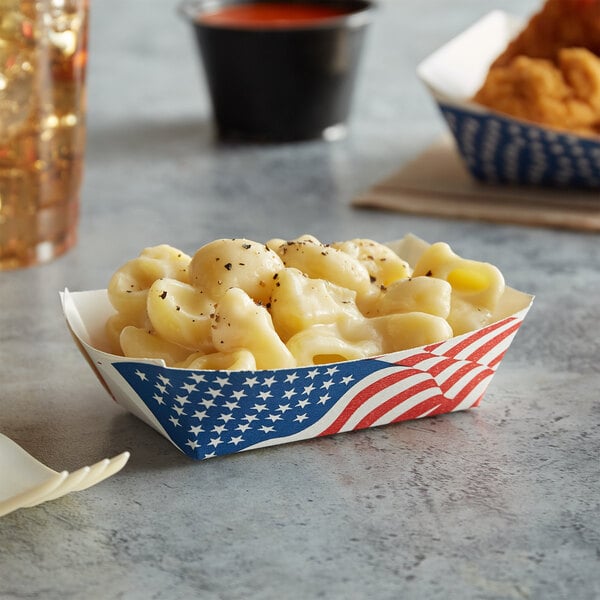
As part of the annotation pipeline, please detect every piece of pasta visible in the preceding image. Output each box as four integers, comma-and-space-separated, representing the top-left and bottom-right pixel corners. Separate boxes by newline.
447, 298, 493, 336
146, 278, 215, 352
270, 267, 363, 341
211, 287, 296, 369
412, 242, 505, 312
119, 326, 191, 366
176, 349, 257, 371
267, 235, 372, 298
331, 238, 412, 287
189, 238, 283, 304
374, 276, 452, 319
108, 245, 191, 320
286, 322, 382, 366
105, 312, 149, 355
372, 312, 454, 353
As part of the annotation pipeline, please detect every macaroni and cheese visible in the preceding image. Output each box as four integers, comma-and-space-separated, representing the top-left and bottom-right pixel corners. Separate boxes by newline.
106, 236, 505, 369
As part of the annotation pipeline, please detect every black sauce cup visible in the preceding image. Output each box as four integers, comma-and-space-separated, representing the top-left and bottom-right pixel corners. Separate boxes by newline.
179, 0, 374, 142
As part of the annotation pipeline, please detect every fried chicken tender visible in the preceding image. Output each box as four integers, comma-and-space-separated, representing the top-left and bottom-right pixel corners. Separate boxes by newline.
474, 48, 600, 135
493, 0, 600, 67
473, 0, 600, 136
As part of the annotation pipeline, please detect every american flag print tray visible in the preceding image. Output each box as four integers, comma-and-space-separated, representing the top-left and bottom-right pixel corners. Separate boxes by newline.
61, 286, 533, 461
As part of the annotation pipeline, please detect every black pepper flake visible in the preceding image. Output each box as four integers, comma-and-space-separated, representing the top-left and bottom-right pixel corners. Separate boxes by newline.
276, 282, 280, 287
224, 262, 232, 270
159, 291, 167, 299
370, 275, 376, 283
273, 273, 279, 280
380, 285, 387, 291
242, 243, 251, 249
266, 302, 271, 309
426, 270, 433, 276
176, 306, 181, 311
238, 262, 245, 266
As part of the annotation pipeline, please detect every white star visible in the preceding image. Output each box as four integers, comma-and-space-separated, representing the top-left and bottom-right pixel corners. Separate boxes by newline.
186, 439, 200, 450
303, 383, 315, 395
262, 375, 277, 387
257, 390, 272, 401
229, 436, 244, 446
294, 413, 309, 423
259, 425, 275, 433
266, 413, 282, 422
200, 398, 215, 409
206, 387, 223, 399
285, 372, 299, 384
135, 369, 147, 381
296, 398, 310, 409
181, 382, 197, 393
326, 366, 339, 376
189, 373, 206, 383
341, 375, 354, 385
243, 376, 259, 388
282, 388, 297, 400
168, 416, 180, 427
157, 374, 171, 386
243, 414, 258, 423
155, 383, 167, 394
277, 404, 292, 413
321, 379, 334, 390
153, 393, 164, 405
193, 410, 207, 421
208, 436, 222, 448
204, 451, 216, 459
174, 394, 191, 405
189, 424, 204, 435
231, 389, 247, 400
219, 413, 234, 423
212, 424, 227, 434
306, 368, 320, 380
252, 403, 267, 413
215, 375, 230, 387
172, 406, 187, 416
236, 423, 252, 432
318, 393, 331, 405
224, 401, 240, 411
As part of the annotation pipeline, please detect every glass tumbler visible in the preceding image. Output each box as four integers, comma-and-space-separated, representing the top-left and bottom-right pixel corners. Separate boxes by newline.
0, 0, 89, 270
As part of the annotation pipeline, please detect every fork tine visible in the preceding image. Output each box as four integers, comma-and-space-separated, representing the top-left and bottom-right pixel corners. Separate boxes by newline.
69, 451, 130, 493
40, 465, 92, 503
0, 471, 68, 517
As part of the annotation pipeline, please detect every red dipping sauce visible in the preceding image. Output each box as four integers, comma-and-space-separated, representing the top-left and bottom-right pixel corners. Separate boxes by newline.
199, 2, 353, 28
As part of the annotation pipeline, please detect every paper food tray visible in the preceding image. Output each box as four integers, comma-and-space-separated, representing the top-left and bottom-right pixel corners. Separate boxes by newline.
417, 10, 600, 189
60, 262, 533, 461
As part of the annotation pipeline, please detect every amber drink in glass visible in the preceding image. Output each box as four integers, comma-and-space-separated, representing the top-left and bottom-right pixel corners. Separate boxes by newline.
0, 0, 88, 269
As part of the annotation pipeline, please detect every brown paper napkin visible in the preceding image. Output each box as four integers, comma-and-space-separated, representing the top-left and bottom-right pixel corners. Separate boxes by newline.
353, 135, 600, 232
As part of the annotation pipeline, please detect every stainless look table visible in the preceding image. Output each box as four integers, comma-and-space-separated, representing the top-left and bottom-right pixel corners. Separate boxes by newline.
1, 1, 599, 598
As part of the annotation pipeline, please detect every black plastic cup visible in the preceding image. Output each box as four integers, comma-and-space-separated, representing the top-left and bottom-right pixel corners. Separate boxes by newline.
179, 0, 374, 142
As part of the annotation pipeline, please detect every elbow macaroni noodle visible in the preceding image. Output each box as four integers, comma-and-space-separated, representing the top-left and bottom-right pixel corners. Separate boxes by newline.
105, 236, 506, 369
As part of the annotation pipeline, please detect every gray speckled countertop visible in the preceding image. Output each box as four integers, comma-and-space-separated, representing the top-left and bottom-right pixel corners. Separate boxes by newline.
1, 1, 599, 598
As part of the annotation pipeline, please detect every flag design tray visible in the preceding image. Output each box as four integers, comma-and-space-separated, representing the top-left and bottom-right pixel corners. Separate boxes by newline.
61, 285, 533, 461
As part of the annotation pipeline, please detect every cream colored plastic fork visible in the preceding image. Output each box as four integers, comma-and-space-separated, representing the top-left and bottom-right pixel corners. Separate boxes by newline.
0, 433, 130, 517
